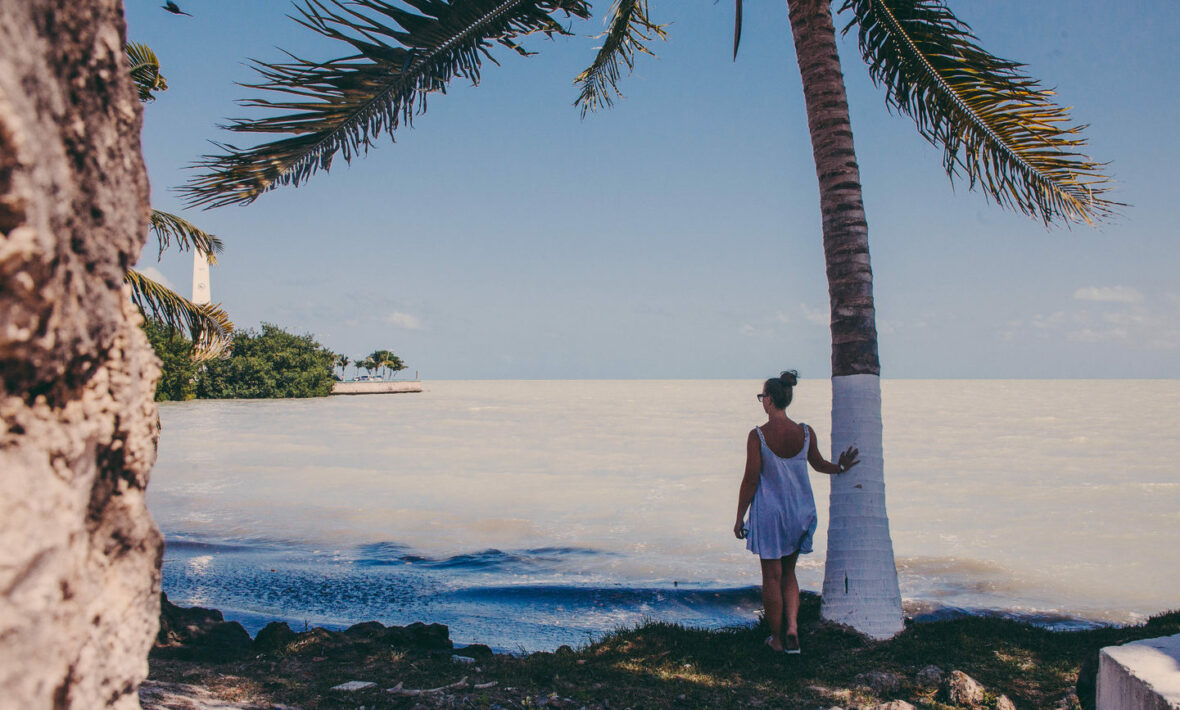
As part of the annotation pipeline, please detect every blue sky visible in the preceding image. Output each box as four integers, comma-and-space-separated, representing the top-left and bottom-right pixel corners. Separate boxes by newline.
126, 1, 1180, 379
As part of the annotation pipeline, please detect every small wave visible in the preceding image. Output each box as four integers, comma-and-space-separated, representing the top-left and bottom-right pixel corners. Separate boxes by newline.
164, 537, 276, 554
448, 584, 762, 609
353, 541, 415, 560
897, 556, 1009, 577
353, 544, 614, 571
903, 599, 1110, 631
897, 556, 1021, 597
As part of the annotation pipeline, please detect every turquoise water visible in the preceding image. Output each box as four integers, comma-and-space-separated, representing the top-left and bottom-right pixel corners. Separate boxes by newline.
149, 380, 1180, 650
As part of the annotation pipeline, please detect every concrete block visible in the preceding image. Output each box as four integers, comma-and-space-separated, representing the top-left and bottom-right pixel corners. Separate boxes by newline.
1098, 633, 1180, 710
331, 381, 423, 395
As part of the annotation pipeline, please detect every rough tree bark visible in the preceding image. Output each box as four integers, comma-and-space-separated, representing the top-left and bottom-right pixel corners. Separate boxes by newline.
0, 1, 162, 708
786, 0, 903, 639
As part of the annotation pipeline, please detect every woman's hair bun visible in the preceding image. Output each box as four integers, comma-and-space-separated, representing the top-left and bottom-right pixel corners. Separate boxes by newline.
779, 370, 799, 387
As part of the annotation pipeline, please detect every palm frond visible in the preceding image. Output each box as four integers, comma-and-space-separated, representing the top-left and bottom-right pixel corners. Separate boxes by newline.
126, 269, 234, 361
842, 0, 1118, 225
572, 0, 667, 117
125, 42, 168, 101
150, 210, 224, 263
732, 0, 742, 61
181, 0, 591, 209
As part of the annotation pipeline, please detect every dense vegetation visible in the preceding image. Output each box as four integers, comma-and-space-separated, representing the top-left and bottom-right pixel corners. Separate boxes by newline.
196, 324, 337, 399
144, 321, 345, 400
144, 319, 200, 402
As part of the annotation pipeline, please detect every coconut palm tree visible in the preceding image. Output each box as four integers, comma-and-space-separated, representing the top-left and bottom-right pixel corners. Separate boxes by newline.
583, 0, 1114, 639
385, 352, 407, 378
124, 42, 233, 358
178, 0, 1115, 638
368, 349, 407, 379
337, 353, 350, 379
356, 356, 373, 379
363, 355, 380, 379
181, 0, 592, 207
128, 210, 234, 359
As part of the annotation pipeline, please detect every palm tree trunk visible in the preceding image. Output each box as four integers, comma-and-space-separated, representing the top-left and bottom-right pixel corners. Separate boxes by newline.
786, 0, 903, 639
0, 0, 163, 705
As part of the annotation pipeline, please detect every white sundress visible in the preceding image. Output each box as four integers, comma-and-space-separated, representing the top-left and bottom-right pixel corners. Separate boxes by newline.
745, 424, 818, 559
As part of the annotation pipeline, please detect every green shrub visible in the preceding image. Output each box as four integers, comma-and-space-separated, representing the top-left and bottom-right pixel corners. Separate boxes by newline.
143, 321, 337, 400
143, 319, 198, 402
196, 323, 337, 399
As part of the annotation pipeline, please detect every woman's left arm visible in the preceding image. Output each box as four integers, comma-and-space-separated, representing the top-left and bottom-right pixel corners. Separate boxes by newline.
806, 425, 859, 475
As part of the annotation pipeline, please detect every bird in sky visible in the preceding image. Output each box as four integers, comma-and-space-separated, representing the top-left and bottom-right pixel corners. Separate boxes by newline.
162, 1, 192, 16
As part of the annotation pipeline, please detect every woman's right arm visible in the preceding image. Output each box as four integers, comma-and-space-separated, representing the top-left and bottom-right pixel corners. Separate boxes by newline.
734, 429, 761, 538
806, 425, 859, 475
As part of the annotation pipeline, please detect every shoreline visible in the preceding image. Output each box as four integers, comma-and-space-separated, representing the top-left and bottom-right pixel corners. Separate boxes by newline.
146, 593, 1180, 709
159, 565, 1131, 657
187, 592, 1120, 656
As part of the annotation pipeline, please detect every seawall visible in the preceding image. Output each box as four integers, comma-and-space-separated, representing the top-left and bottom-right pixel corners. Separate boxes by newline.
331, 381, 423, 395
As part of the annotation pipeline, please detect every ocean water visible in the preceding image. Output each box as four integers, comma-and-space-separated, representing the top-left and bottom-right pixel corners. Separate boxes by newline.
149, 380, 1180, 651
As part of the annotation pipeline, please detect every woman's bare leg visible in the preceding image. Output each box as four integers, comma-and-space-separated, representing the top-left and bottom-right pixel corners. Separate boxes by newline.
759, 558, 784, 650
781, 552, 800, 641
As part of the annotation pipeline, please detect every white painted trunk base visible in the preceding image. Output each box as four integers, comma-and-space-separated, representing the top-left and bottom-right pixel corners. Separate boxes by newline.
820, 374, 904, 639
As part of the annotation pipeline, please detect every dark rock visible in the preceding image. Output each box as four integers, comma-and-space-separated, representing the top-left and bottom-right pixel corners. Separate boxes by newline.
153, 594, 252, 661
405, 621, 452, 650
296, 627, 337, 645
344, 621, 387, 638
385, 625, 412, 647
916, 664, 945, 687
197, 622, 253, 660
555, 645, 576, 658
156, 592, 225, 646
943, 670, 985, 707
253, 621, 297, 653
154, 621, 252, 662
286, 627, 352, 657
454, 644, 494, 661
856, 670, 902, 693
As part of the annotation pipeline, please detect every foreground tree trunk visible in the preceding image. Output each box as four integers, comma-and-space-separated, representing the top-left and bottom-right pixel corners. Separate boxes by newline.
0, 1, 163, 707
786, 0, 903, 639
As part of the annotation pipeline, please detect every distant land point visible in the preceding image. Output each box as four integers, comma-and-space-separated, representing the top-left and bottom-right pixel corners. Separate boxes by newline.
331, 380, 423, 395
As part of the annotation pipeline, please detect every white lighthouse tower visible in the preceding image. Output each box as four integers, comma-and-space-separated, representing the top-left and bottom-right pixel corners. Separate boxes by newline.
192, 251, 210, 305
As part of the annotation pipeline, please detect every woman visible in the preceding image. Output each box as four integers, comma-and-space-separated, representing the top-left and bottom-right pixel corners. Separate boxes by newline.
734, 371, 859, 654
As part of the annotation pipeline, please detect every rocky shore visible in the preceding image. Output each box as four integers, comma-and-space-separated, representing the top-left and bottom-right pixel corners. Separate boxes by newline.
143, 593, 1179, 709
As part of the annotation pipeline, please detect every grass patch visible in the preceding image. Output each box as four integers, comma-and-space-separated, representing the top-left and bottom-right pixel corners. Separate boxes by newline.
145, 595, 1180, 709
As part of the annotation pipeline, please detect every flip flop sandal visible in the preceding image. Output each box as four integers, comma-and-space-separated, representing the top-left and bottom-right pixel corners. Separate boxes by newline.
784, 634, 801, 655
